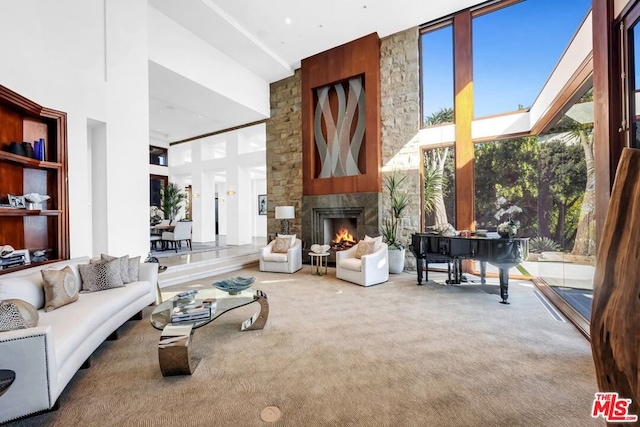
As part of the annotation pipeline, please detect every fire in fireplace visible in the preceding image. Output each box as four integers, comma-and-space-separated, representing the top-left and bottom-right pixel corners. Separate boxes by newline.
331, 226, 357, 251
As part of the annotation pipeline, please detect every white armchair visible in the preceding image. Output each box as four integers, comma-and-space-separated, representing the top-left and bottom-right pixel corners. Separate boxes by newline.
260, 238, 302, 273
336, 242, 389, 287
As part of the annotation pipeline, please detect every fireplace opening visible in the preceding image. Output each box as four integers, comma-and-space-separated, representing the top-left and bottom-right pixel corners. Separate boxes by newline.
324, 218, 358, 250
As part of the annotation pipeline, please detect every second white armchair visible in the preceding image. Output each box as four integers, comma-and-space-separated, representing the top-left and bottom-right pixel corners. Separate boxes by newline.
336, 241, 389, 287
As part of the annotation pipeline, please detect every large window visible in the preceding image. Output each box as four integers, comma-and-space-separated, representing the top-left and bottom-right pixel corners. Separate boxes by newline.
473, 88, 595, 321
423, 146, 455, 228
472, 0, 590, 118
420, 23, 454, 126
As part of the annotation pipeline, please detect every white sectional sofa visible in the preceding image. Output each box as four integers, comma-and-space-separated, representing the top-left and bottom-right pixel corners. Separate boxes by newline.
0, 257, 158, 424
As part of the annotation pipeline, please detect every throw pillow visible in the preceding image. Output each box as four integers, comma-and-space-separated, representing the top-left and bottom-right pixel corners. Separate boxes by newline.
41, 266, 79, 312
0, 299, 38, 332
101, 254, 130, 283
355, 240, 375, 259
127, 256, 141, 282
364, 235, 383, 252
273, 237, 291, 253
0, 271, 46, 310
277, 234, 296, 247
79, 259, 124, 292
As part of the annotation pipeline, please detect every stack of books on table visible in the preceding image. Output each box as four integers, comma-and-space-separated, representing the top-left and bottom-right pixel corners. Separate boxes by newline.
170, 300, 215, 323
0, 253, 27, 270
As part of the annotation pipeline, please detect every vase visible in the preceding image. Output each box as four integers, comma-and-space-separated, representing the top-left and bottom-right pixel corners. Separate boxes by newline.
497, 221, 517, 238
388, 248, 405, 274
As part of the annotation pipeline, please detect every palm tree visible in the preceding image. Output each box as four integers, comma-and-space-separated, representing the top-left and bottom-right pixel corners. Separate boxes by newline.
423, 107, 453, 226
161, 182, 187, 222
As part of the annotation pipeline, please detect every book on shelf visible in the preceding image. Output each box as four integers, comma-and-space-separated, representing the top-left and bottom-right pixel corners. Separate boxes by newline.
0, 260, 25, 270
0, 255, 25, 264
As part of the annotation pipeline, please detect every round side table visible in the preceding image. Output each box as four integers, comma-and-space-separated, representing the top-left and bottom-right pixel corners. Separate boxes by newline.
309, 252, 329, 276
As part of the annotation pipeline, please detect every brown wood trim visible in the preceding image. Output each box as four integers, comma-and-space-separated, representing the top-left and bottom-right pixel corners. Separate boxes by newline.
419, 146, 425, 232
170, 119, 268, 146
0, 86, 69, 264
530, 54, 594, 135
419, 18, 453, 34
593, 0, 623, 248
470, 0, 522, 18
532, 277, 591, 340
453, 11, 474, 232
0, 85, 43, 117
301, 33, 381, 196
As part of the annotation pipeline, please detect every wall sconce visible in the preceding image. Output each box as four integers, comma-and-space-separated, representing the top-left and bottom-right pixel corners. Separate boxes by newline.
226, 189, 236, 196
275, 206, 295, 235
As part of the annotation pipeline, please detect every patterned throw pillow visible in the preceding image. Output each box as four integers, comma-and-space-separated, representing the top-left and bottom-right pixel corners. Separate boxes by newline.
0, 299, 38, 332
101, 254, 130, 283
364, 235, 383, 252
41, 266, 79, 312
355, 241, 375, 259
272, 237, 291, 253
127, 256, 141, 282
79, 259, 125, 292
277, 234, 296, 247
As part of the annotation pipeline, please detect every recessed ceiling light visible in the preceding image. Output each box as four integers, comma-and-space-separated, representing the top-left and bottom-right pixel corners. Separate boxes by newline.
284, 17, 292, 25
319, 24, 323, 28
363, 5, 367, 8
197, 115, 203, 119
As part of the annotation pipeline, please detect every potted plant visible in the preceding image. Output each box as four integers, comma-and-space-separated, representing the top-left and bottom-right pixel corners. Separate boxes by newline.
160, 182, 187, 222
381, 171, 409, 274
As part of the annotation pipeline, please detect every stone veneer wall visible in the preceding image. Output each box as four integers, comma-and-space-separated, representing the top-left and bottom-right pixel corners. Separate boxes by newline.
380, 27, 421, 269
266, 69, 303, 237
266, 29, 421, 269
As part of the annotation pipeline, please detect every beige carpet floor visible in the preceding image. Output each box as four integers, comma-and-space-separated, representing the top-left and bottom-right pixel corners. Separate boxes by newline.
8, 267, 603, 426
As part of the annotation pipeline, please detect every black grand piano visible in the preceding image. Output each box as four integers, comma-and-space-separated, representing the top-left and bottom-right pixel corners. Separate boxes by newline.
410, 233, 529, 304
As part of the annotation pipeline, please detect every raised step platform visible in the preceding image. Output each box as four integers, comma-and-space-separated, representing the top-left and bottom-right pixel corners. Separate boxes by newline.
157, 252, 260, 288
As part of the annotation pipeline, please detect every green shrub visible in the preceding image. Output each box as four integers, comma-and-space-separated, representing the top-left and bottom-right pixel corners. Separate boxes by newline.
530, 236, 560, 253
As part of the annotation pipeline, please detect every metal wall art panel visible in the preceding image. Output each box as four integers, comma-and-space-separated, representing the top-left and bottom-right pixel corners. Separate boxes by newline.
313, 76, 366, 178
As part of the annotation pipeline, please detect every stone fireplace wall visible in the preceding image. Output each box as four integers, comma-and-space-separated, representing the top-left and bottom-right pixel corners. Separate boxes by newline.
301, 193, 382, 264
380, 27, 421, 269
266, 28, 421, 269
266, 69, 303, 237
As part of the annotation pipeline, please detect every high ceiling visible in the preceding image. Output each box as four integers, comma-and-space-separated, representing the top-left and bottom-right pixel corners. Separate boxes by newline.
148, 0, 485, 143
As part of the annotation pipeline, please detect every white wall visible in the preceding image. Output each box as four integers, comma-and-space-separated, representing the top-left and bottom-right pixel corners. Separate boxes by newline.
0, 0, 150, 258
147, 5, 269, 118
168, 124, 267, 244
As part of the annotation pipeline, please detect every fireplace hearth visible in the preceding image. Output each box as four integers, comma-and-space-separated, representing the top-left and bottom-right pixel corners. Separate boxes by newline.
302, 193, 382, 264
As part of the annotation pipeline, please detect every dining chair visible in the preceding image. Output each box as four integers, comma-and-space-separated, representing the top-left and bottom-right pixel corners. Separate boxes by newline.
162, 221, 192, 252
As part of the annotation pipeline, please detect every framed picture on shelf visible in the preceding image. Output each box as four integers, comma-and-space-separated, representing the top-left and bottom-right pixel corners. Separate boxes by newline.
258, 194, 267, 215
8, 194, 26, 209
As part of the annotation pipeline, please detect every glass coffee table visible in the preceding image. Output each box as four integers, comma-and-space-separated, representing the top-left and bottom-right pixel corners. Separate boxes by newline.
150, 288, 268, 376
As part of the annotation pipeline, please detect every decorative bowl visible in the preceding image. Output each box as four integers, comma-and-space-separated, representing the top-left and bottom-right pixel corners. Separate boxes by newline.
213, 276, 255, 295
310, 244, 330, 254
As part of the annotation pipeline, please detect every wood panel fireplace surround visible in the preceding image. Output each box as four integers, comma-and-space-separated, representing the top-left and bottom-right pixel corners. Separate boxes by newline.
298, 33, 383, 265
